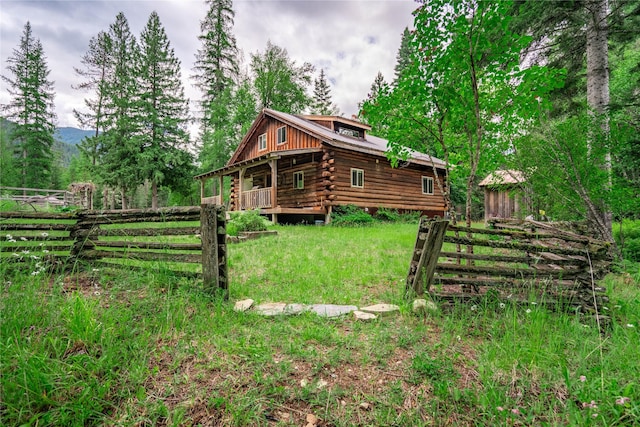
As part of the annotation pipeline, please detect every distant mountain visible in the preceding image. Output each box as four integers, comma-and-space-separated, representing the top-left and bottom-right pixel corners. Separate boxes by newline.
54, 127, 94, 146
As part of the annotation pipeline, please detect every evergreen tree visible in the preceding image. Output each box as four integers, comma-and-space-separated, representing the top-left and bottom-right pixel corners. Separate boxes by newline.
137, 11, 193, 209
310, 69, 339, 115
73, 30, 112, 170
2, 22, 56, 189
357, 71, 387, 123
193, 0, 241, 171
251, 41, 314, 113
98, 12, 140, 209
393, 27, 413, 85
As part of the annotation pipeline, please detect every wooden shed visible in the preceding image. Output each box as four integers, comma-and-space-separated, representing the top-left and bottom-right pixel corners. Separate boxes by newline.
478, 170, 527, 221
195, 109, 447, 223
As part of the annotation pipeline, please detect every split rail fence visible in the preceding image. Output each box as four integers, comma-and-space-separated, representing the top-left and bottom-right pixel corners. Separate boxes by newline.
0, 205, 228, 297
407, 218, 613, 310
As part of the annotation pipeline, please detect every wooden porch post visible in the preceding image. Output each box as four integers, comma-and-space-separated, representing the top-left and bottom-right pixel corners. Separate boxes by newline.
200, 178, 205, 203
218, 175, 224, 205
270, 159, 278, 224
238, 169, 245, 210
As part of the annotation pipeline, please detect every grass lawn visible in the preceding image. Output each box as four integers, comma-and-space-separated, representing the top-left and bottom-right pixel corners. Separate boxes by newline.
1, 223, 639, 426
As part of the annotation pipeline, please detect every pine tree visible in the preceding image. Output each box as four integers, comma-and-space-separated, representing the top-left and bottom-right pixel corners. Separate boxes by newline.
73, 30, 112, 169
357, 71, 387, 123
193, 0, 240, 170
311, 69, 339, 115
393, 28, 413, 85
137, 11, 193, 209
98, 12, 140, 209
2, 22, 56, 189
251, 41, 314, 114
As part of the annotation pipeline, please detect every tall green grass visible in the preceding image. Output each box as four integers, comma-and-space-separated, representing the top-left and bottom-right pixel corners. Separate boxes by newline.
1, 223, 638, 426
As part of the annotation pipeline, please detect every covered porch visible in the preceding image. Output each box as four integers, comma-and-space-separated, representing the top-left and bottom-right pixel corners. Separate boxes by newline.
194, 149, 328, 223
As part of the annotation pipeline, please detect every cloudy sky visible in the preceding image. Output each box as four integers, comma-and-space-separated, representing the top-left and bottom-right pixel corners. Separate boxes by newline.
0, 0, 417, 131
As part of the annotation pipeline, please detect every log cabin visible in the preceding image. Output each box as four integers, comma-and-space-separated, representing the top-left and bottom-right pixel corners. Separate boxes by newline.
195, 109, 447, 223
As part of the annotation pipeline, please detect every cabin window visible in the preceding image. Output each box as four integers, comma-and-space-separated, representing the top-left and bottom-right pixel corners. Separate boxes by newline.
422, 176, 434, 195
293, 171, 304, 189
351, 168, 364, 188
277, 126, 287, 144
258, 133, 267, 151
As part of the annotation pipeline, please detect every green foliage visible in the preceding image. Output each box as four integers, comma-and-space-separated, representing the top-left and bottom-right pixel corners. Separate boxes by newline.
250, 40, 314, 113
227, 209, 271, 235
374, 207, 420, 224
362, 0, 565, 225
330, 204, 375, 227
614, 220, 640, 262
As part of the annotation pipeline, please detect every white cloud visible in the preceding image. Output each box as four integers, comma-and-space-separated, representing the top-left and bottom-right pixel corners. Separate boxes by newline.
1, 0, 415, 131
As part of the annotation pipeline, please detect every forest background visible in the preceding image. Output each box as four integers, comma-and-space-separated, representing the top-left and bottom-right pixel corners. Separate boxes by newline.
1, 0, 639, 246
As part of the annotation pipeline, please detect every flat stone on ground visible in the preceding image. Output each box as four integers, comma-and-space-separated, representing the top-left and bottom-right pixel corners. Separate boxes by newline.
234, 299, 254, 312
284, 303, 308, 315
360, 303, 400, 315
353, 310, 377, 321
309, 304, 358, 318
254, 302, 287, 316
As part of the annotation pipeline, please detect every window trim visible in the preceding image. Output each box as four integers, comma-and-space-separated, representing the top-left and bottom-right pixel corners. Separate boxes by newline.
422, 176, 434, 195
258, 133, 267, 151
293, 171, 304, 189
277, 126, 287, 145
351, 168, 364, 188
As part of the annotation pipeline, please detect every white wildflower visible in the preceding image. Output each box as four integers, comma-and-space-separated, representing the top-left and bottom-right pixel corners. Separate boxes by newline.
20, 237, 27, 241
626, 324, 635, 328
530, 301, 537, 305
42, 250, 49, 254
525, 309, 532, 314
31, 271, 39, 276
41, 232, 49, 237
5, 234, 12, 239
21, 250, 30, 255
499, 303, 506, 309
8, 238, 16, 243
470, 305, 477, 311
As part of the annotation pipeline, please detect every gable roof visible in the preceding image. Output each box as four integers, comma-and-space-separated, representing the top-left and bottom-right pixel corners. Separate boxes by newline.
228, 108, 446, 169
478, 170, 526, 187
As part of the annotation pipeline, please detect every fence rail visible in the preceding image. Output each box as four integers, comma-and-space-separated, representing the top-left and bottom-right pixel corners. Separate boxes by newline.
1, 205, 227, 296
407, 218, 613, 310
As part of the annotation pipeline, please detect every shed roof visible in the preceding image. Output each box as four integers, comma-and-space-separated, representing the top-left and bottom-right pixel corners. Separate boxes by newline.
478, 170, 526, 187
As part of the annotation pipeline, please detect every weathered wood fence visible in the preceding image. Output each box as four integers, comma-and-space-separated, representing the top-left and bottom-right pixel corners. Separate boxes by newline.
407, 218, 613, 310
0, 205, 228, 297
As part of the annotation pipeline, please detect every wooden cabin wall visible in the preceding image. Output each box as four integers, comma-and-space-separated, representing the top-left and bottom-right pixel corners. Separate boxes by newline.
330, 148, 446, 215
484, 188, 519, 220
236, 118, 322, 162
276, 153, 322, 209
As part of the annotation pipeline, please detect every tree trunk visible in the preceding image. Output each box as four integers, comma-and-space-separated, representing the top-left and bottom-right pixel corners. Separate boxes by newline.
586, 0, 613, 242
151, 179, 158, 210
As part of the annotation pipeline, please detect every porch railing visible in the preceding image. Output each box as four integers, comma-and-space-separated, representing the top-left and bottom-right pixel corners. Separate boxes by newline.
241, 187, 272, 209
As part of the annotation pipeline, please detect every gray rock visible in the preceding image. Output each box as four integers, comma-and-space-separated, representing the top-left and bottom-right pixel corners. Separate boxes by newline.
353, 310, 377, 321
234, 299, 254, 312
360, 303, 400, 315
284, 303, 308, 315
412, 299, 438, 315
309, 304, 358, 318
254, 302, 287, 316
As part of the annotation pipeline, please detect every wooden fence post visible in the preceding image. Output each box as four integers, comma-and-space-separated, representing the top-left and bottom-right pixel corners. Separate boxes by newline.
406, 218, 449, 298
200, 204, 228, 299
